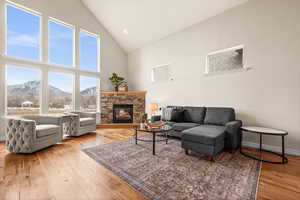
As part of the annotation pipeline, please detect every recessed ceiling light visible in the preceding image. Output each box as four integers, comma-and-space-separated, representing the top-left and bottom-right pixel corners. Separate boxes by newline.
123, 29, 128, 34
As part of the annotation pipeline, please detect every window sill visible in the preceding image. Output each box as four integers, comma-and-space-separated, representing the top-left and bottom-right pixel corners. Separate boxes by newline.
203, 66, 251, 76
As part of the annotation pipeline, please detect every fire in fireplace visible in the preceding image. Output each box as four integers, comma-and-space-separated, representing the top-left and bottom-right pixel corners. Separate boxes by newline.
113, 104, 133, 123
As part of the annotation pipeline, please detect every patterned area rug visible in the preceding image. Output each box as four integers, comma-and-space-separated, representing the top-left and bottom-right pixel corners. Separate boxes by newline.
82, 135, 260, 200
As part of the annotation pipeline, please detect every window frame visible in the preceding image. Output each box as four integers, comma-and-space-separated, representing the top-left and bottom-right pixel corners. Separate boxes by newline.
5, 1, 42, 61
79, 28, 101, 72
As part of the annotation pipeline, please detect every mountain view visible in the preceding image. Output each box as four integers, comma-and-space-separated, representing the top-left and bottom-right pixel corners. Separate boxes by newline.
7, 80, 97, 114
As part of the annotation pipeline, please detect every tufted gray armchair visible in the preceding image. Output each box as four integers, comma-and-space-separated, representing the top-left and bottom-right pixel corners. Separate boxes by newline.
69, 111, 97, 136
6, 115, 63, 153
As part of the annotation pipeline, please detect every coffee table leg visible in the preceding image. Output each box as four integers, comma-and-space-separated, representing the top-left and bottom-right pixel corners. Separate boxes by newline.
166, 132, 168, 144
153, 133, 155, 155
135, 129, 137, 145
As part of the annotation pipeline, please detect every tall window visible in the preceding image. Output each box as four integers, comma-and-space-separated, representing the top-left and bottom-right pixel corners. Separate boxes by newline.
6, 4, 41, 60
80, 31, 99, 72
48, 72, 73, 113
6, 66, 40, 115
49, 19, 74, 66
2, 2, 101, 118
80, 76, 98, 111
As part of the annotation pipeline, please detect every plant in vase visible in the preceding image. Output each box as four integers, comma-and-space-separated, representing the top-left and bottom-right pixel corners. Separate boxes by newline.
109, 73, 125, 91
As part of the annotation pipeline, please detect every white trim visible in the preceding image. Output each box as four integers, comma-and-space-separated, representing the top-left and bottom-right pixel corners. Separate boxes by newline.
80, 28, 99, 39
1, 55, 101, 77
6, 1, 41, 17
41, 67, 48, 114
207, 44, 244, 56
48, 16, 74, 28
204, 66, 250, 76
242, 141, 300, 156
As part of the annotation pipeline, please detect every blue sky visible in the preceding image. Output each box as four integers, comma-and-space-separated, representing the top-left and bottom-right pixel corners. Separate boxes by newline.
6, 4, 98, 91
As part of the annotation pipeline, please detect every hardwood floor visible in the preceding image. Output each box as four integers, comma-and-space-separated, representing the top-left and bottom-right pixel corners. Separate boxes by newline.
0, 129, 300, 200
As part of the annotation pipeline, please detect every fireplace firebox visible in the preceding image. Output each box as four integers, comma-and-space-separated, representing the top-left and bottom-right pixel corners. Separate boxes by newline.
113, 104, 133, 123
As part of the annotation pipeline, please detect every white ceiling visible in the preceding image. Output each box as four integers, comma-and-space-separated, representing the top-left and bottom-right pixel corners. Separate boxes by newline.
82, 0, 249, 52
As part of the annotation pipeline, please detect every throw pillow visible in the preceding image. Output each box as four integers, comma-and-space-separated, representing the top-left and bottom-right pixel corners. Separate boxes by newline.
161, 107, 173, 121
170, 109, 184, 122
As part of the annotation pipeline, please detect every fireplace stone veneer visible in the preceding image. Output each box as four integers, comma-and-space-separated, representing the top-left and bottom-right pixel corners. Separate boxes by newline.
100, 91, 146, 124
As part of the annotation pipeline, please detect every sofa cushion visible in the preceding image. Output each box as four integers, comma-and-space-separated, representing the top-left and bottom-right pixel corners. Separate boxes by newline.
36, 124, 60, 138
170, 109, 184, 122
204, 107, 235, 126
182, 125, 226, 145
183, 107, 206, 124
80, 118, 95, 126
172, 122, 199, 131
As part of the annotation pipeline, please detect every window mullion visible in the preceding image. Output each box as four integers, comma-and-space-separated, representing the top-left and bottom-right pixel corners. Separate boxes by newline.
40, 67, 48, 114
74, 26, 80, 111
74, 72, 80, 111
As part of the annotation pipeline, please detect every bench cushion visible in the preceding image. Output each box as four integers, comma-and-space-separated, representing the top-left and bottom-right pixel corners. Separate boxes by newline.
80, 118, 95, 126
36, 124, 60, 138
172, 122, 199, 131
182, 125, 225, 145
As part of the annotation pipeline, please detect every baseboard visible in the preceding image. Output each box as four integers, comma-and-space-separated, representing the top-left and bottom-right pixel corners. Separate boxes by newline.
242, 141, 300, 156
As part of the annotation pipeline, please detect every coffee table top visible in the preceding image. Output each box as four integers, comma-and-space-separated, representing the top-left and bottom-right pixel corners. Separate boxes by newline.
135, 125, 172, 133
241, 126, 287, 136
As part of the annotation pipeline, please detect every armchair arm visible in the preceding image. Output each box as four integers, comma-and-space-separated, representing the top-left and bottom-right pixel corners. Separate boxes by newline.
71, 111, 96, 119
225, 120, 243, 149
6, 118, 36, 153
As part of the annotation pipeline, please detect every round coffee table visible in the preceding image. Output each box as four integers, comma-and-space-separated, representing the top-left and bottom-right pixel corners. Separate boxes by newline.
240, 126, 288, 164
134, 125, 172, 155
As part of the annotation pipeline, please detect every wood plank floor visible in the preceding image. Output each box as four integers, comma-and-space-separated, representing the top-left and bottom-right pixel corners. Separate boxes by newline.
0, 129, 299, 200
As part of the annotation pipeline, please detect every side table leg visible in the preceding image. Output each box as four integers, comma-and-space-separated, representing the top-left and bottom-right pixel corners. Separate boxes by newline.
166, 132, 168, 144
282, 135, 285, 164
153, 133, 155, 155
259, 133, 262, 151
135, 129, 137, 145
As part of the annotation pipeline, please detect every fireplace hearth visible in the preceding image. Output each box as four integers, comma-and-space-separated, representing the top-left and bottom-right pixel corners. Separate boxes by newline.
113, 104, 133, 123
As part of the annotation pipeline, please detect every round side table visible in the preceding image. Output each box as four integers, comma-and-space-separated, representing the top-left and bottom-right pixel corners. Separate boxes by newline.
240, 126, 288, 164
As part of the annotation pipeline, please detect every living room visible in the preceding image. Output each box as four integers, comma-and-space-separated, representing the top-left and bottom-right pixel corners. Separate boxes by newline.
0, 0, 299, 200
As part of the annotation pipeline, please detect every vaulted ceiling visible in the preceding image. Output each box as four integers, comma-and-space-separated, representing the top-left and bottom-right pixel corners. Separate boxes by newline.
82, 0, 249, 52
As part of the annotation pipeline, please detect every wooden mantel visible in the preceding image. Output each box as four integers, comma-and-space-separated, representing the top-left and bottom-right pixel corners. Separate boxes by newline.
100, 90, 146, 95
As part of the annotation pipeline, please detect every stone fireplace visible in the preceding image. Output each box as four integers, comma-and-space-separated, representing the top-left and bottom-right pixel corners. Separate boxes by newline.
100, 91, 146, 124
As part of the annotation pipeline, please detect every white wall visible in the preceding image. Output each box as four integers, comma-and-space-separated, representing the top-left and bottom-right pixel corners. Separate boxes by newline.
0, 0, 128, 140
128, 0, 300, 151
